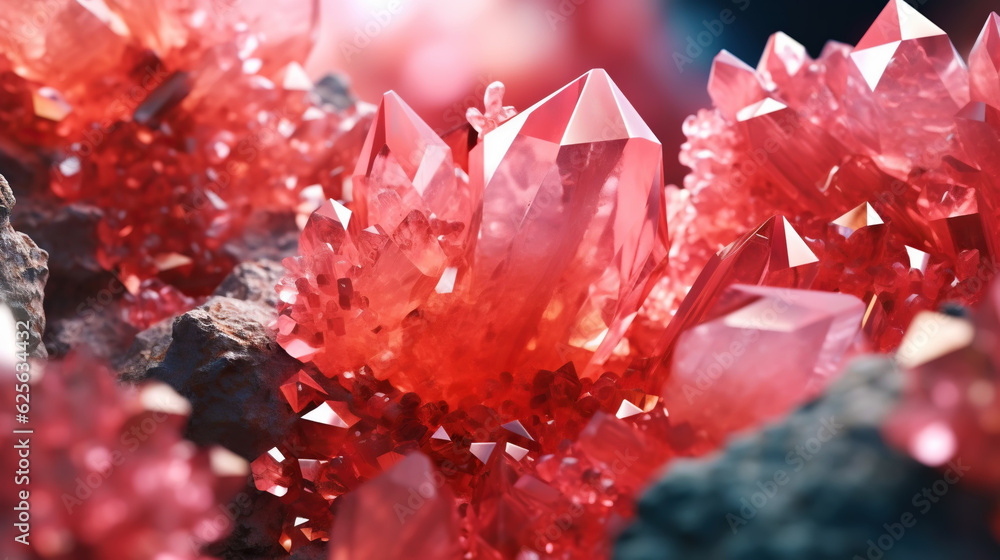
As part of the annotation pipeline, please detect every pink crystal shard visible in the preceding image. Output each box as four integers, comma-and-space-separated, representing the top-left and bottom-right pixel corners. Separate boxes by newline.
970, 12, 1000, 106
662, 285, 865, 451
277, 70, 668, 401
466, 81, 518, 136
708, 50, 767, 121
353, 91, 470, 264
647, 215, 818, 379
329, 453, 461, 560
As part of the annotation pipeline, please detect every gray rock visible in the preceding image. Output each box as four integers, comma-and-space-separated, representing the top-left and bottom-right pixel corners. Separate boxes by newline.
0, 174, 48, 358
213, 259, 285, 308
127, 296, 297, 460
11, 200, 111, 321
115, 316, 173, 382
46, 304, 138, 361
615, 357, 1000, 560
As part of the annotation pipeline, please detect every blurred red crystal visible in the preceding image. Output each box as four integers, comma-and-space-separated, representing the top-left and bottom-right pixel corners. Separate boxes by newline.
0, 352, 246, 559
884, 286, 1000, 489
329, 453, 461, 560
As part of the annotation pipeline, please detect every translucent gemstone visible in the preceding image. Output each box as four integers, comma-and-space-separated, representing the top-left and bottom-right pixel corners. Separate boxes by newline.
251, 445, 303, 502
737, 97, 850, 211
756, 32, 810, 92
970, 12, 1000, 106
329, 453, 461, 560
352, 92, 467, 267
847, 0, 969, 172
469, 68, 668, 377
660, 285, 865, 449
648, 215, 818, 380
708, 50, 768, 121
279, 370, 329, 413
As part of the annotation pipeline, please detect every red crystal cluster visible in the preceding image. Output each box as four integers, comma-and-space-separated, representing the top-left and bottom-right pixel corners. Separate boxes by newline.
0, 350, 246, 559
0, 0, 372, 309
256, 3, 1000, 558
658, 2, 1000, 357
276, 69, 668, 400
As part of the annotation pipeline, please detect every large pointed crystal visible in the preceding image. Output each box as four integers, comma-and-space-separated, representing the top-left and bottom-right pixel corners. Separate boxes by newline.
847, 0, 969, 172
969, 12, 1000, 106
469, 68, 668, 377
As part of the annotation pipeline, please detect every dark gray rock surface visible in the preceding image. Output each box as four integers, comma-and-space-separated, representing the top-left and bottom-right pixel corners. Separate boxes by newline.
212, 259, 284, 308
122, 296, 297, 460
616, 356, 1000, 560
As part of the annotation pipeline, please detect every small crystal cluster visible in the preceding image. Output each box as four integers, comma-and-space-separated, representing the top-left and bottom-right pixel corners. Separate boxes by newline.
0, 351, 246, 559
0, 0, 372, 316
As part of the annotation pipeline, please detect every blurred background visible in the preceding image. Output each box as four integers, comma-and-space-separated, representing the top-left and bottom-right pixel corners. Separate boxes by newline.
304, 0, 996, 185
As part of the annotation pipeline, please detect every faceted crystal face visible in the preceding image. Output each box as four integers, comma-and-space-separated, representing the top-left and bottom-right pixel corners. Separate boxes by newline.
708, 50, 767, 121
970, 12, 1000, 106
646, 215, 818, 383
278, 69, 668, 401
661, 285, 865, 449
469, 68, 668, 376
353, 92, 466, 271
847, 0, 969, 173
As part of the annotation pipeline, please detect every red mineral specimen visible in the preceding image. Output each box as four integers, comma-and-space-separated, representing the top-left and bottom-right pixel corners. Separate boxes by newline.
885, 288, 1000, 490
643, 5, 1000, 361
276, 69, 669, 402
0, 351, 246, 559
0, 1, 373, 314
256, 3, 1000, 559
